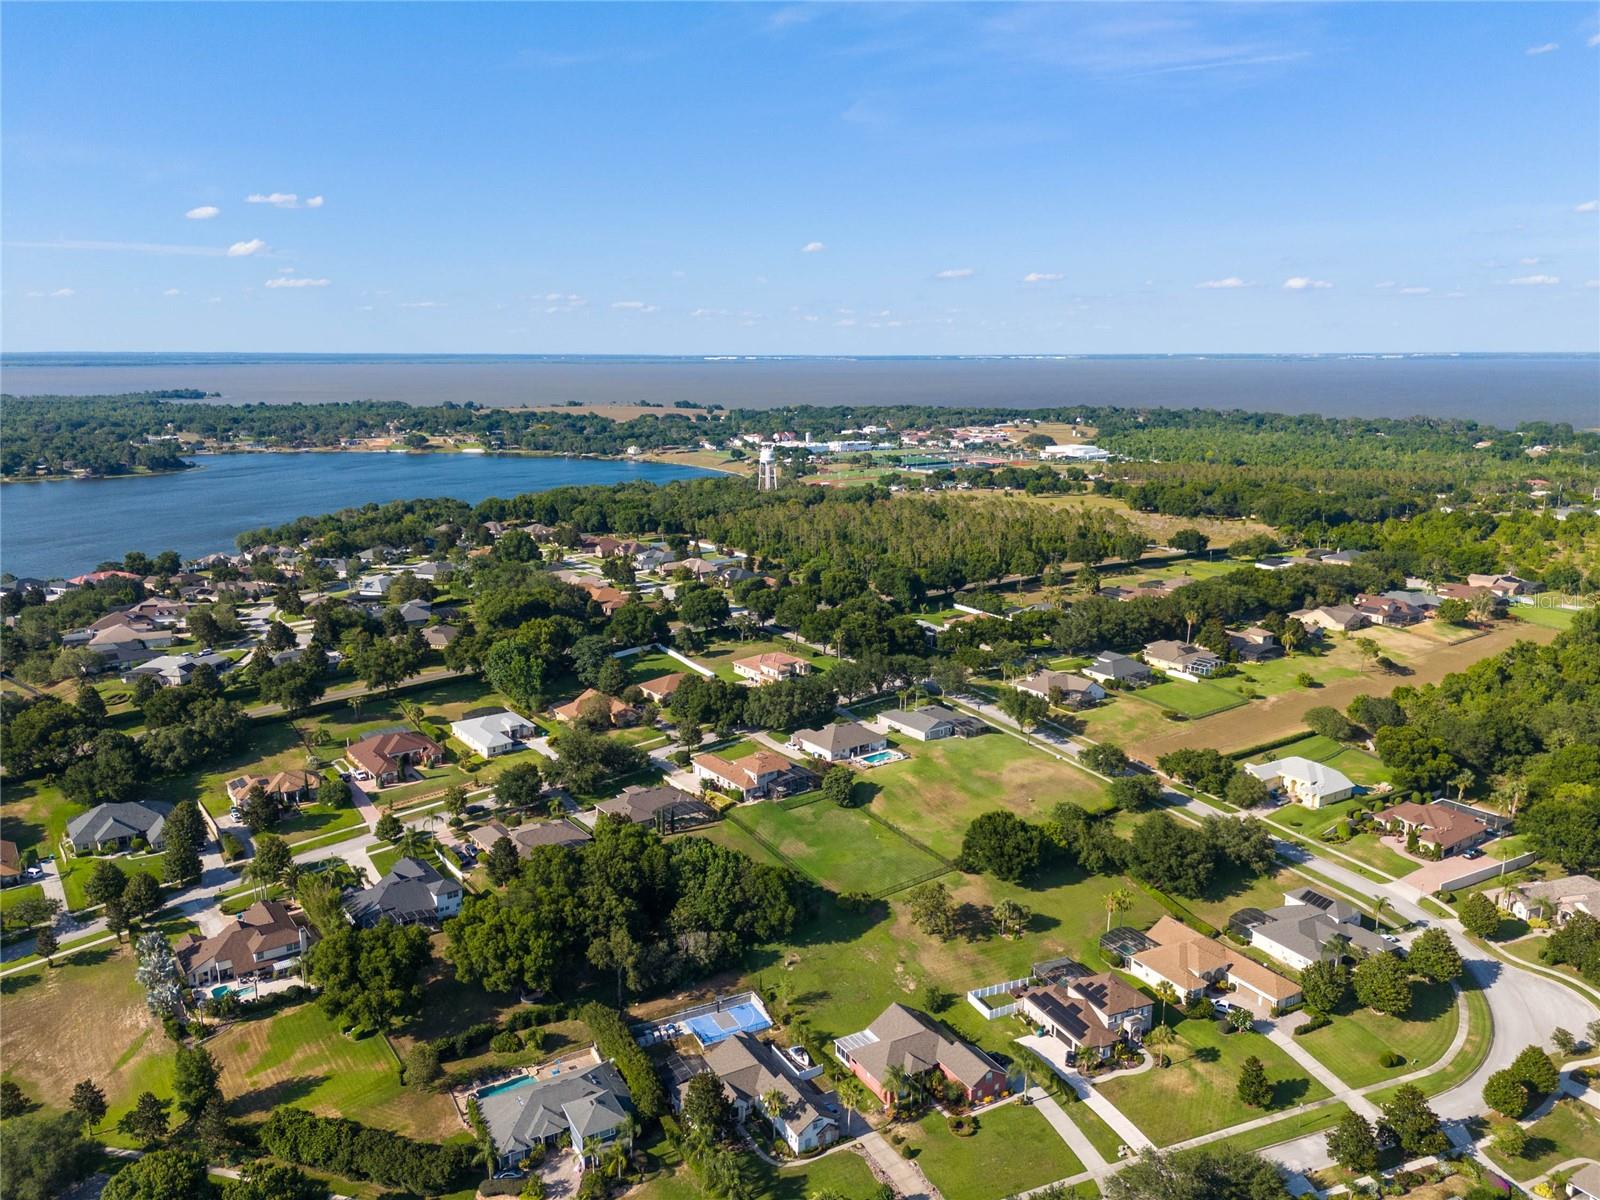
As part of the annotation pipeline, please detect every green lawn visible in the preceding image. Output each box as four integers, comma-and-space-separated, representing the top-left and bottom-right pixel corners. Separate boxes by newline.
1259, 793, 1372, 837
630, 1137, 885, 1200
624, 650, 696, 684
906, 1103, 1084, 1200
275, 792, 366, 845
0, 780, 85, 858
860, 732, 1111, 860
1510, 605, 1580, 631
58, 853, 165, 912
1293, 980, 1460, 1087
1138, 679, 1247, 718
0, 882, 47, 917
1210, 652, 1361, 700
730, 801, 948, 897
1097, 1015, 1330, 1146
1211, 1103, 1351, 1157
1483, 1099, 1600, 1181
1367, 983, 1491, 1103
1078, 696, 1184, 747
1180, 864, 1326, 932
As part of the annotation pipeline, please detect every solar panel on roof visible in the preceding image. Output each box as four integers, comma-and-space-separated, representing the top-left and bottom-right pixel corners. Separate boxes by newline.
1299, 891, 1334, 911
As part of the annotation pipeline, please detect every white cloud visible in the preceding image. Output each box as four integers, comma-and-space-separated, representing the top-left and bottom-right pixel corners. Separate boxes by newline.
1590, 32, 1600, 47
163, 288, 181, 296
835, 318, 857, 327
1509, 273, 1560, 285
1023, 272, 1065, 283
1576, 200, 1600, 213
801, 241, 826, 253
264, 276, 330, 288
1399, 286, 1431, 295
1519, 257, 1541, 265
185, 205, 220, 220
1585, 279, 1600, 289
49, 288, 75, 298
1196, 276, 1248, 289
689, 307, 730, 318
305, 196, 324, 208
399, 301, 444, 308
611, 300, 658, 312
1374, 281, 1396, 289
246, 192, 315, 208
1526, 42, 1559, 55
226, 239, 268, 257
1283, 276, 1333, 289
935, 267, 975, 279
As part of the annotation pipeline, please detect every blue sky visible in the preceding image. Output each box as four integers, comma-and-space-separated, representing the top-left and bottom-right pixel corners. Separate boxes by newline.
3, 2, 1598, 354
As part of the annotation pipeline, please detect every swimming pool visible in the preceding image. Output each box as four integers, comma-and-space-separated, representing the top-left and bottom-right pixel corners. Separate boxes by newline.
858, 749, 905, 767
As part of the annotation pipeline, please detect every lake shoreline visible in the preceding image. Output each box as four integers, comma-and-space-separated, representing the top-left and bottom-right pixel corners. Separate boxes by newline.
0, 443, 749, 485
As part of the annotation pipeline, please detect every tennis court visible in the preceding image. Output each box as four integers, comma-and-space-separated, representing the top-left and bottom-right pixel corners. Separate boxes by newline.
686, 1000, 771, 1046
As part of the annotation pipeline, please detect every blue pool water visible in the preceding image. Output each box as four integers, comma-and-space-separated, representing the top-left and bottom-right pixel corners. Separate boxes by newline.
858, 750, 901, 766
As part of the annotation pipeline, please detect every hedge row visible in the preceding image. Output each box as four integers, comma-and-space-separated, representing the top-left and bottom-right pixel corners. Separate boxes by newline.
580, 1001, 667, 1120
258, 1106, 473, 1193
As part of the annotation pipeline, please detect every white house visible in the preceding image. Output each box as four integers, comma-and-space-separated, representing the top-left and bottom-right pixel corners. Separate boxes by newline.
1243, 756, 1357, 809
789, 722, 887, 762
451, 710, 537, 758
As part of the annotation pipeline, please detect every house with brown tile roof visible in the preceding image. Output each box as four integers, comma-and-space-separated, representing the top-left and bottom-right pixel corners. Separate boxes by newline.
1376, 801, 1490, 857
174, 900, 314, 987
638, 673, 687, 703
692, 750, 816, 801
1126, 917, 1301, 1014
834, 1004, 1008, 1106
346, 730, 444, 787
731, 651, 810, 684
581, 785, 712, 831
0, 839, 21, 884
225, 769, 321, 809
1017, 973, 1153, 1061
551, 689, 639, 727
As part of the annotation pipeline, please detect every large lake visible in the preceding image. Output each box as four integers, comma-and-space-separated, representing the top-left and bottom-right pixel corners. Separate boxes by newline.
0, 452, 715, 581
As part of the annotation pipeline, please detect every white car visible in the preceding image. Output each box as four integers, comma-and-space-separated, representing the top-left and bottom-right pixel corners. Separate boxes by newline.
1212, 1000, 1233, 1014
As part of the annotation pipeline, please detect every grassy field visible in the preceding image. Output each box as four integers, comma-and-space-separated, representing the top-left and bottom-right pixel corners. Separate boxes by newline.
1509, 605, 1580, 631
1482, 1099, 1600, 1181
1097, 1014, 1330, 1145
209, 1001, 460, 1140
859, 732, 1111, 860
1293, 981, 1460, 1088
0, 780, 84, 859
729, 801, 948, 897
1137, 680, 1246, 717
1367, 983, 1492, 1104
1179, 863, 1326, 932
59, 853, 166, 912
905, 1103, 1084, 1200
1078, 695, 1186, 747
630, 1138, 884, 1200
1243, 734, 1392, 788
623, 649, 697, 684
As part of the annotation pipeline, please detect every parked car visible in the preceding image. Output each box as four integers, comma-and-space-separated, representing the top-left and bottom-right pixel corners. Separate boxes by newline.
1463, 848, 1484, 860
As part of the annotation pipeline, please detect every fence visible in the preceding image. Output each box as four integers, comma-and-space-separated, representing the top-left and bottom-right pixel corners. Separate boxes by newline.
1427, 852, 1537, 896
966, 976, 1034, 1019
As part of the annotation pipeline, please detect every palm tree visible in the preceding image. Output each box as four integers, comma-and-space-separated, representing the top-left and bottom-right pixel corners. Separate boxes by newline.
1144, 1023, 1176, 1069
1103, 887, 1134, 933
1451, 768, 1475, 801
1155, 981, 1180, 1025
598, 1140, 628, 1181
761, 1088, 788, 1121
994, 898, 1029, 938
882, 1064, 910, 1114
395, 826, 427, 858
1184, 609, 1200, 643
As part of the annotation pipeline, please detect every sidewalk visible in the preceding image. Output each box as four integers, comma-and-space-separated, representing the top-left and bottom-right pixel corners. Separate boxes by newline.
858, 1130, 942, 1200
1027, 1088, 1109, 1170
1265, 1021, 1382, 1120
1017, 1034, 1152, 1152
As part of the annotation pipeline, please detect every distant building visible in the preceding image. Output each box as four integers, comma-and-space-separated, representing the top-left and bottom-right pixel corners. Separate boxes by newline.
879, 705, 985, 741
1376, 801, 1491, 858
789, 722, 888, 762
346, 730, 445, 786
1039, 443, 1111, 461
344, 856, 462, 927
1243, 757, 1356, 809
731, 651, 811, 685
1226, 626, 1281, 661
476, 1056, 633, 1170
1082, 651, 1152, 686
450, 710, 537, 758
66, 801, 171, 853
1013, 669, 1105, 708
834, 1004, 1007, 1107
1142, 640, 1223, 679
174, 899, 314, 987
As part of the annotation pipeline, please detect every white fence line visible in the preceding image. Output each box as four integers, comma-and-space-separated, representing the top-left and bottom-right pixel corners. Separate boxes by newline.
967, 975, 1034, 1019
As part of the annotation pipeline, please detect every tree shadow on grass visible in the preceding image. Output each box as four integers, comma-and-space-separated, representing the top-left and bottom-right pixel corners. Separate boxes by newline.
228, 1073, 328, 1117
1190, 1045, 1221, 1064
1269, 1077, 1312, 1109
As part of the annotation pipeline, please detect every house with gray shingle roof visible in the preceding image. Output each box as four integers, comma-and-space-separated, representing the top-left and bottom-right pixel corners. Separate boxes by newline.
476, 1056, 633, 1170
789, 722, 887, 762
343, 856, 462, 927
702, 1032, 839, 1154
834, 1004, 1007, 1106
66, 801, 172, 853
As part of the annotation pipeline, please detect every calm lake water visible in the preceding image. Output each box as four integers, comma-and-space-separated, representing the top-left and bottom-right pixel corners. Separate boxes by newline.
0, 452, 714, 581
4, 352, 1597, 427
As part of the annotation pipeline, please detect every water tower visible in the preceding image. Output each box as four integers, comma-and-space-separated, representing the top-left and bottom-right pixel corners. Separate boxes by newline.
757, 444, 780, 491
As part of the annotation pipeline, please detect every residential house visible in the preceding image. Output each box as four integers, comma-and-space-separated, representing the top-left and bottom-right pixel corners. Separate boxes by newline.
879, 706, 985, 742
1125, 917, 1302, 1015
1291, 605, 1370, 634
1566, 1162, 1600, 1200
703, 1033, 840, 1154
121, 651, 233, 687
1243, 757, 1357, 809
174, 900, 314, 987
1142, 640, 1224, 679
1376, 801, 1491, 858
225, 769, 321, 810
1315, 550, 1363, 566
579, 583, 631, 615
421, 624, 460, 650
66, 801, 172, 853
1014, 669, 1106, 708
1017, 974, 1154, 1061
583, 785, 711, 831
693, 750, 816, 801
477, 1057, 633, 1171
1382, 590, 1443, 614
346, 730, 445, 787
551, 688, 639, 727
1226, 626, 1282, 661
450, 710, 537, 758
1240, 890, 1390, 971
834, 1004, 1009, 1107
395, 599, 433, 627
638, 672, 687, 704
344, 856, 463, 927
731, 651, 811, 685
357, 573, 395, 598
1355, 594, 1423, 627
1082, 651, 1153, 687
789, 722, 888, 762
468, 819, 591, 858
0, 839, 22, 886
1488, 875, 1600, 926
1466, 573, 1543, 597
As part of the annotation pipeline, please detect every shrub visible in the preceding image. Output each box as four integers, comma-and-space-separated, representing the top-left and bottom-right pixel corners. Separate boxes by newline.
1294, 1014, 1332, 1036
490, 1031, 522, 1053
258, 1107, 472, 1192
1379, 1051, 1405, 1068
1186, 997, 1215, 1021
579, 1002, 666, 1120
947, 1114, 977, 1137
